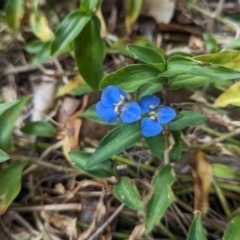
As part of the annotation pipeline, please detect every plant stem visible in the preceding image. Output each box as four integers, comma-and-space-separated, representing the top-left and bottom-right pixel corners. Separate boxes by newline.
162, 78, 170, 165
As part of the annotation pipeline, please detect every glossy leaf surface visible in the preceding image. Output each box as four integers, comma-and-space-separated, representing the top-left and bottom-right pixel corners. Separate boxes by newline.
5, 0, 24, 30
0, 162, 28, 214
69, 150, 113, 178
0, 96, 31, 152
74, 15, 105, 90
170, 111, 207, 131
100, 64, 161, 92
85, 123, 142, 168
0, 149, 10, 163
145, 165, 175, 232
186, 211, 207, 240
113, 176, 142, 210
128, 45, 165, 71
21, 121, 56, 137
51, 11, 91, 56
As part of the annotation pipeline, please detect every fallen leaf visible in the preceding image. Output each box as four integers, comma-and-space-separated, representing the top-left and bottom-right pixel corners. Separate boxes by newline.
190, 151, 213, 216
214, 81, 240, 107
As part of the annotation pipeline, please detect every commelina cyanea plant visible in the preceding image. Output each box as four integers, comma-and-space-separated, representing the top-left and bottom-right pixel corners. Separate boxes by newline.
96, 85, 176, 137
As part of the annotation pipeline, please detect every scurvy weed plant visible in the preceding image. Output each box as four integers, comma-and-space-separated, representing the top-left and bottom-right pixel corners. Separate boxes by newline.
2, 0, 240, 238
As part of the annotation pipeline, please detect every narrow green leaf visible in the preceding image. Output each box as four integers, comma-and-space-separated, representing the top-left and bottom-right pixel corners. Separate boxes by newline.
5, 0, 24, 30
68, 150, 113, 178
80, 0, 99, 14
194, 50, 240, 71
0, 162, 28, 214
0, 96, 31, 152
128, 45, 165, 71
80, 104, 118, 125
137, 83, 162, 99
169, 74, 212, 90
125, 0, 142, 33
100, 64, 161, 92
0, 102, 20, 116
144, 135, 164, 160
223, 209, 240, 240
85, 122, 142, 168
145, 165, 175, 232
113, 176, 142, 210
32, 40, 51, 66
51, 11, 91, 56
187, 211, 207, 240
161, 56, 240, 80
21, 121, 56, 137
212, 164, 240, 180
74, 15, 105, 90
25, 40, 45, 54
170, 131, 181, 161
170, 111, 207, 131
0, 149, 10, 163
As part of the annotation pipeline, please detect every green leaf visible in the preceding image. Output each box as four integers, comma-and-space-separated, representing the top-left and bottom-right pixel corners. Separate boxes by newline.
137, 83, 162, 99
128, 45, 165, 71
145, 165, 175, 232
85, 122, 142, 169
0, 162, 28, 214
21, 121, 56, 137
170, 111, 207, 131
125, 0, 142, 33
51, 11, 91, 56
68, 150, 113, 178
203, 34, 219, 53
212, 164, 240, 180
80, 104, 118, 125
5, 0, 24, 30
25, 40, 45, 54
169, 74, 212, 90
74, 15, 105, 90
113, 176, 142, 210
214, 81, 240, 107
0, 102, 20, 116
187, 211, 207, 240
0, 149, 10, 163
108, 37, 158, 58
223, 209, 240, 240
170, 131, 181, 161
0, 96, 31, 152
100, 64, 161, 92
144, 135, 164, 160
80, 0, 99, 14
161, 55, 240, 80
32, 40, 51, 66
194, 50, 240, 71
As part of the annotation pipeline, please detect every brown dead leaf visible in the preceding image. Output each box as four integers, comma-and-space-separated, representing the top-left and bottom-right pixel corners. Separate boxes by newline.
41, 211, 77, 239
188, 35, 204, 51
129, 223, 145, 240
190, 151, 213, 216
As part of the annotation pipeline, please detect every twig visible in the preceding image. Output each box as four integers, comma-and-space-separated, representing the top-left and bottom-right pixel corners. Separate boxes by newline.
87, 204, 125, 240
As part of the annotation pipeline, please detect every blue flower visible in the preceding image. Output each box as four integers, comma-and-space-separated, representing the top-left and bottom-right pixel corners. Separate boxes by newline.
139, 95, 176, 137
96, 85, 141, 123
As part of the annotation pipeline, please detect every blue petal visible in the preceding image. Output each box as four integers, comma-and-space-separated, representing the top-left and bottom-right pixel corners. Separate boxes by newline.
141, 118, 163, 137
139, 95, 160, 114
157, 107, 176, 124
96, 101, 118, 123
120, 102, 141, 123
101, 85, 127, 107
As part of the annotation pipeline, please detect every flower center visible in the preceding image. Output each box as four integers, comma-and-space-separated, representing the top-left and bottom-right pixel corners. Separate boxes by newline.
113, 95, 125, 113
149, 111, 157, 120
